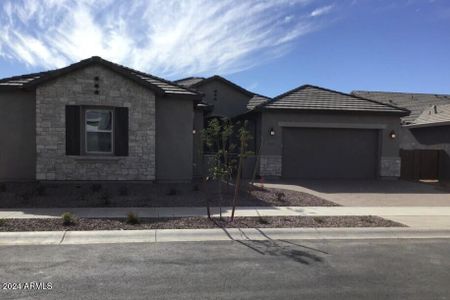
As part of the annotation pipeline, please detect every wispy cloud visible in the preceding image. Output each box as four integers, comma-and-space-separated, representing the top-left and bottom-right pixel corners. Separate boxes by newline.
310, 5, 334, 17
0, 0, 335, 77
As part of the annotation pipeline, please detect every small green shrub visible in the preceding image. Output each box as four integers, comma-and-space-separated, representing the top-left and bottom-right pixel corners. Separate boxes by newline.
275, 192, 286, 202
0, 219, 5, 227
62, 212, 75, 226
0, 183, 6, 193
91, 183, 102, 193
126, 212, 140, 225
258, 216, 270, 225
119, 186, 128, 196
313, 217, 325, 224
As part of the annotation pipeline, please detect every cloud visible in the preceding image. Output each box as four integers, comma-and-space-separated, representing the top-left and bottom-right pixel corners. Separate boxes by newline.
0, 0, 333, 77
310, 5, 334, 17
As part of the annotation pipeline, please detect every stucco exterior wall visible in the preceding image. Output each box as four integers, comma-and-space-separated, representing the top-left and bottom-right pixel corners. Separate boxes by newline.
196, 80, 251, 118
258, 110, 402, 178
156, 96, 194, 182
36, 64, 156, 180
0, 91, 36, 181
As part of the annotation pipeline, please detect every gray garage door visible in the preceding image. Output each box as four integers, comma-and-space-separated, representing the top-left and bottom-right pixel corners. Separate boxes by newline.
282, 127, 379, 179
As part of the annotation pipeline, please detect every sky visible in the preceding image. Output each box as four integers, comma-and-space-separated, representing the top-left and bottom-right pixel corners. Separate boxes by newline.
0, 0, 449, 97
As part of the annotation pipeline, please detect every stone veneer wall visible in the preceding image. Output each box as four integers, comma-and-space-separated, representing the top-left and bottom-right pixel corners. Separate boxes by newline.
380, 156, 401, 178
259, 155, 282, 177
36, 65, 155, 180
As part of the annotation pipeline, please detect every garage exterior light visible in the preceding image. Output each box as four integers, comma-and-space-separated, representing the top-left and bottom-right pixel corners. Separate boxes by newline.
269, 128, 275, 136
389, 130, 397, 139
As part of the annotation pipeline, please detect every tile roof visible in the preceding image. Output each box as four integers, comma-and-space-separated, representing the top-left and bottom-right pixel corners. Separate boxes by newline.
258, 85, 408, 114
411, 104, 450, 127
247, 94, 270, 110
0, 56, 200, 97
352, 91, 450, 124
174, 77, 205, 87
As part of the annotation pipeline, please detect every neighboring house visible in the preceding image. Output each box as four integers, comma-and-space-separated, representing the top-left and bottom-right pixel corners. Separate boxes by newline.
0, 56, 201, 182
352, 91, 450, 180
247, 85, 409, 179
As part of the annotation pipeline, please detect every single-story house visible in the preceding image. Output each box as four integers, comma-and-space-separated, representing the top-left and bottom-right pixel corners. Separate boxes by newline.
0, 56, 201, 182
352, 91, 450, 181
0, 57, 410, 182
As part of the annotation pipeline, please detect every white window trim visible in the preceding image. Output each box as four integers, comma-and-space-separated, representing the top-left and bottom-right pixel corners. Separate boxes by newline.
85, 108, 114, 154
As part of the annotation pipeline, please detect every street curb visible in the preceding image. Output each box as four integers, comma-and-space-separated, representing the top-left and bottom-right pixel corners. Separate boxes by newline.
0, 227, 450, 246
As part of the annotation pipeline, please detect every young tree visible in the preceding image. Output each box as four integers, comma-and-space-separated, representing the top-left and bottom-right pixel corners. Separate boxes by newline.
231, 121, 254, 221
202, 118, 235, 220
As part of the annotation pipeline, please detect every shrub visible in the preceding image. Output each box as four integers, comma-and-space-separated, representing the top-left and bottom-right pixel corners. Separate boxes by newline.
0, 183, 6, 193
313, 216, 325, 224
275, 192, 285, 202
119, 186, 128, 196
0, 219, 5, 227
258, 216, 270, 225
62, 212, 75, 226
91, 183, 102, 193
126, 212, 140, 225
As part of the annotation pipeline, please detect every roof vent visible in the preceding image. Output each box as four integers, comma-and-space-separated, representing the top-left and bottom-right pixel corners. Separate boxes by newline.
431, 105, 438, 114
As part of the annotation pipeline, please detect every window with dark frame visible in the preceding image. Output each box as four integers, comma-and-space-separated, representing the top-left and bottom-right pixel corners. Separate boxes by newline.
85, 109, 114, 154
65, 105, 129, 157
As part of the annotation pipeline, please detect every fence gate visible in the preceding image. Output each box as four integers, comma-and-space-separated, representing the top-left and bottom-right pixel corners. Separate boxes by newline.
400, 149, 441, 180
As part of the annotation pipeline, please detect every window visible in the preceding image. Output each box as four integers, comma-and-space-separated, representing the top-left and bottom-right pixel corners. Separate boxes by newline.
66, 105, 128, 156
85, 109, 113, 153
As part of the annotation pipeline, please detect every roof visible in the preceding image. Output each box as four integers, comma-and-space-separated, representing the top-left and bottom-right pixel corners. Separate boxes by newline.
174, 77, 205, 87
0, 56, 200, 98
185, 75, 255, 98
407, 104, 450, 128
247, 94, 271, 110
352, 91, 450, 124
257, 85, 408, 114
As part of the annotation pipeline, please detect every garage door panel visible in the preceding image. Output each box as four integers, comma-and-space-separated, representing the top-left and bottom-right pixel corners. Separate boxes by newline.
282, 128, 378, 179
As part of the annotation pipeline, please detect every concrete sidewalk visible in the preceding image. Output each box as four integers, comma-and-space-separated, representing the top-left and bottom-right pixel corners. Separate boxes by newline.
1, 228, 450, 246
1, 206, 450, 219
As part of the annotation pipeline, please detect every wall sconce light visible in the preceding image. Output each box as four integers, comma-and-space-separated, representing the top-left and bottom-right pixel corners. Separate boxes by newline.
389, 130, 396, 139
269, 128, 275, 136
193, 129, 196, 135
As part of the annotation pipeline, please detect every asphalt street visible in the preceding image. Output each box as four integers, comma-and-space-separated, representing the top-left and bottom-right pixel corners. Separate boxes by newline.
1, 238, 449, 299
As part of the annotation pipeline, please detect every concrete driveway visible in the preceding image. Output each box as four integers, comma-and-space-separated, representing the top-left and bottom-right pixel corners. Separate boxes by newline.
262, 179, 450, 207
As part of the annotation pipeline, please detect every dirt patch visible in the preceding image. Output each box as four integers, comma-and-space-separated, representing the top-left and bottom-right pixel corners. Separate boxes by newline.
0, 216, 405, 231
0, 182, 337, 208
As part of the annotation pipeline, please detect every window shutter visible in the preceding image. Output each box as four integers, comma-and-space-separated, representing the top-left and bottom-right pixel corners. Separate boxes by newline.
65, 105, 81, 155
114, 107, 129, 156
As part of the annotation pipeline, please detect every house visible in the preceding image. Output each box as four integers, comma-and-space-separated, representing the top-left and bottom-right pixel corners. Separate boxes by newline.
352, 91, 450, 181
0, 56, 201, 182
0, 57, 410, 183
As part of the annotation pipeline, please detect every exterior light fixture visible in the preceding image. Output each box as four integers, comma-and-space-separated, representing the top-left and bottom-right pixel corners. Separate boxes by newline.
389, 130, 396, 139
269, 128, 275, 136
193, 129, 196, 135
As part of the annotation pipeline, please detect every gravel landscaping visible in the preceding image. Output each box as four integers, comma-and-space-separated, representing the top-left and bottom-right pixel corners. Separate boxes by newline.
0, 216, 405, 231
0, 182, 337, 208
